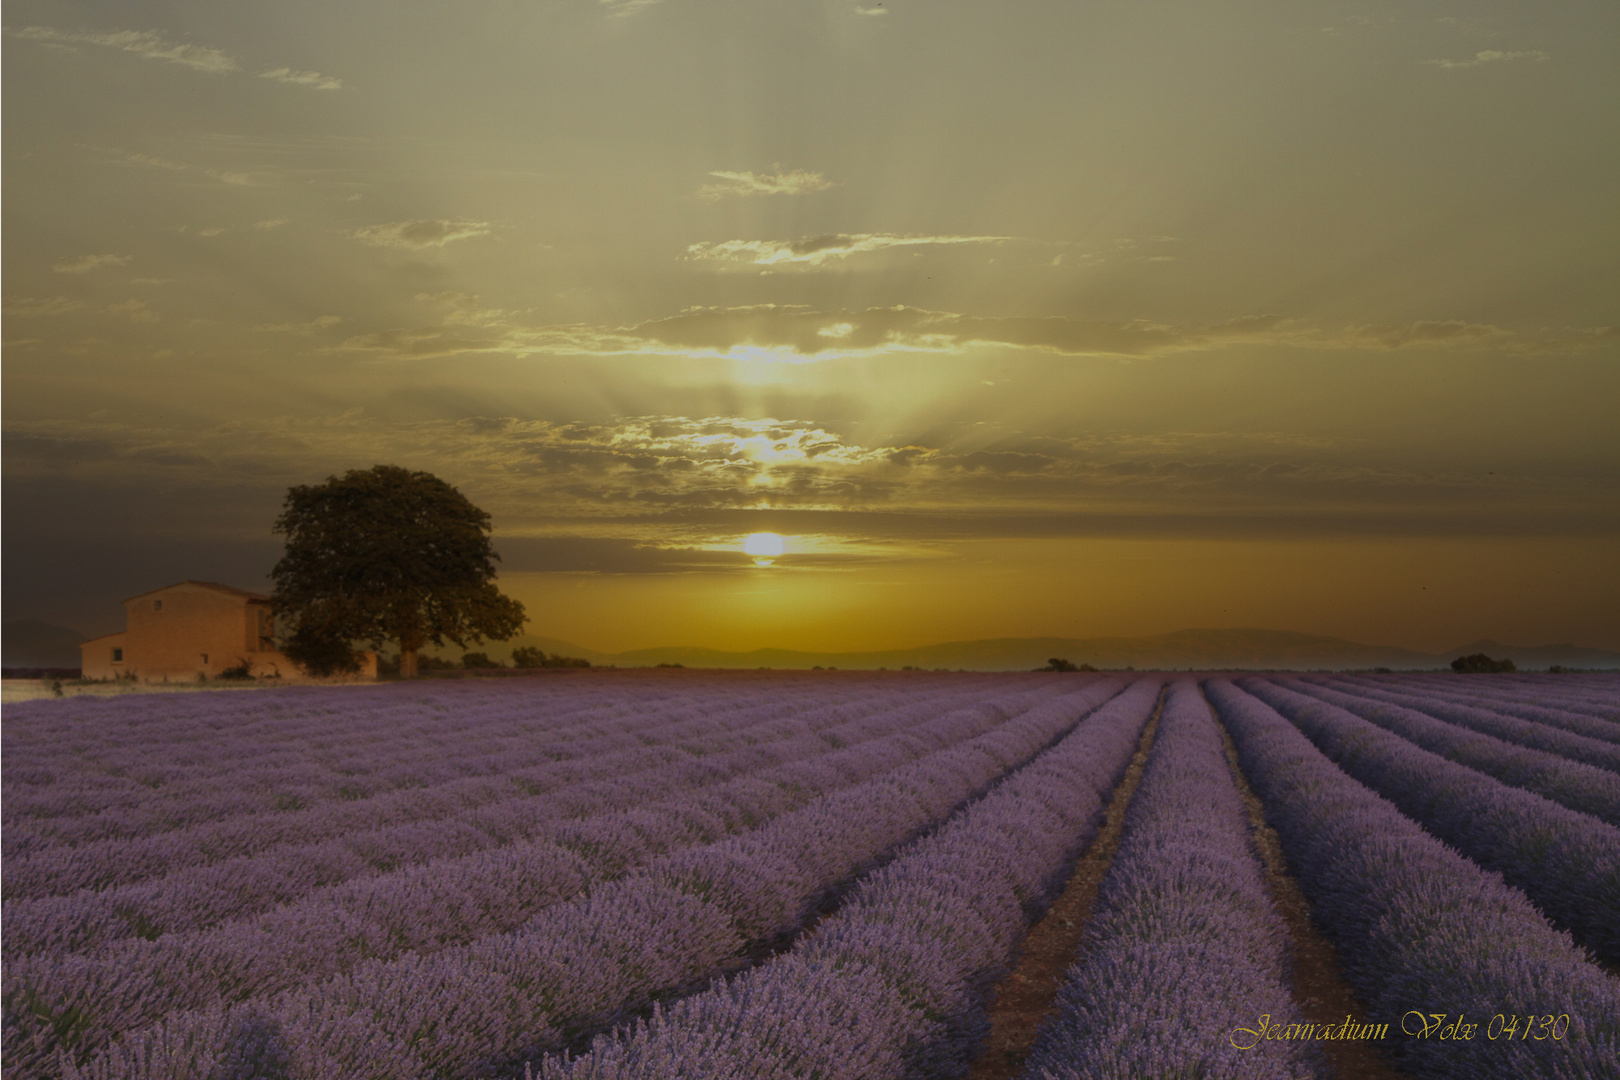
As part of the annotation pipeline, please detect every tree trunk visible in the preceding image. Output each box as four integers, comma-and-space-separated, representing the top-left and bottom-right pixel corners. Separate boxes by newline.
397, 617, 426, 678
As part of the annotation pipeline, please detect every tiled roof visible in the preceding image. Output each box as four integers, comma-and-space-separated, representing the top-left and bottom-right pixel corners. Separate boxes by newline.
121, 580, 273, 604
78, 631, 128, 645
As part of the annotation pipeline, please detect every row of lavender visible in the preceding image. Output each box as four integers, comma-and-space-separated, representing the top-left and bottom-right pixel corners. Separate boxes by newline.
524, 678, 1166, 1080
1206, 679, 1620, 1079
5, 674, 1108, 1059
1016, 681, 1319, 1080
15, 671, 1618, 1080
26, 678, 1133, 1078
7, 680, 1059, 958
1307, 675, 1620, 769
1237, 677, 1620, 965
4, 678, 788, 833
1375, 672, 1620, 718
991, 672, 1620, 1078
1273, 677, 1620, 823
4, 675, 1000, 863
1328, 676, 1620, 751
1344, 673, 1620, 736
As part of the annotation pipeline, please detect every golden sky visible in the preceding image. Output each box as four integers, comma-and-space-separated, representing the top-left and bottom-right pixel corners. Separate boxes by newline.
4, 0, 1617, 651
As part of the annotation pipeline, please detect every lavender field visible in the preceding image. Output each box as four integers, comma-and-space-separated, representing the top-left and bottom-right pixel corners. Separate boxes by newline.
4, 671, 1618, 1080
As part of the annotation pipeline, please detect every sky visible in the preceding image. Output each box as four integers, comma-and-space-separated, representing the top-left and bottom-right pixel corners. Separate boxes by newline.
5, 0, 1617, 653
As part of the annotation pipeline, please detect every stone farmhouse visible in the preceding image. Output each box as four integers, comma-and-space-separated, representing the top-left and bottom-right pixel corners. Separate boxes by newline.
79, 580, 377, 682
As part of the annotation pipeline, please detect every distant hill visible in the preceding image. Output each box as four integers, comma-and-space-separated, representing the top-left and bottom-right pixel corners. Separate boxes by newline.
1447, 639, 1620, 671
2, 620, 87, 668
420, 634, 619, 667
611, 628, 1443, 671
449, 628, 1620, 672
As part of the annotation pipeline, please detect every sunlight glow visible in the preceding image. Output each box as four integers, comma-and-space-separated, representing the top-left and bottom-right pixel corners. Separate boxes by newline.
728, 345, 815, 365
743, 531, 786, 566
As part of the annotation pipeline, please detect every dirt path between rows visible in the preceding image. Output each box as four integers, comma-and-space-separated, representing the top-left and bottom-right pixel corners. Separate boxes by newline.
966, 685, 1412, 1080
1210, 691, 1412, 1080
964, 689, 1165, 1079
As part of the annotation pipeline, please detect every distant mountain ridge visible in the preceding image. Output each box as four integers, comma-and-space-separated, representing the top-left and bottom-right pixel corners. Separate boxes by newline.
2, 620, 87, 669
13, 619, 1613, 673
476, 628, 1620, 672
1447, 639, 1620, 670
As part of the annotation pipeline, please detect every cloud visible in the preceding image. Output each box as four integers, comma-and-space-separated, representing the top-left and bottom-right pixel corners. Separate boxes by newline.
13, 27, 343, 88
260, 67, 343, 90
252, 315, 342, 334
687, 233, 1016, 267
331, 304, 1583, 365
854, 6, 889, 16
616, 306, 1294, 358
104, 299, 157, 322
1429, 50, 1550, 69
99, 147, 261, 187
11, 414, 1610, 547
1489, 324, 1620, 357
12, 26, 238, 73
412, 291, 509, 328
496, 537, 739, 574
1335, 320, 1509, 349
350, 220, 494, 249
53, 254, 131, 274
599, 0, 665, 18
5, 297, 87, 317
1557, 325, 1619, 343
696, 169, 834, 200
254, 218, 290, 230
126, 151, 188, 171
333, 326, 545, 360
620, 308, 1546, 360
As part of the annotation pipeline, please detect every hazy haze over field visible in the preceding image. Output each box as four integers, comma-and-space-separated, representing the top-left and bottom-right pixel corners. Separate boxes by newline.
4, 0, 1617, 651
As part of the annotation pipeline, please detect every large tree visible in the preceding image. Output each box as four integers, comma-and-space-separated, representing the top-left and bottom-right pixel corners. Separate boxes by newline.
271, 465, 526, 677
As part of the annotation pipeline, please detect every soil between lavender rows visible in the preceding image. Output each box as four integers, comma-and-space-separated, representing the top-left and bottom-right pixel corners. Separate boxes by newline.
964, 686, 1412, 1080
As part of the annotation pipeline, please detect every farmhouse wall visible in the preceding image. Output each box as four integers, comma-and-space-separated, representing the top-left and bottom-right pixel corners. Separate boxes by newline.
79, 632, 130, 680
78, 581, 377, 683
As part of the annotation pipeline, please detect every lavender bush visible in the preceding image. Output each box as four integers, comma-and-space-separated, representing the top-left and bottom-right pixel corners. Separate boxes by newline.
1313, 675, 1620, 773
1018, 681, 1322, 1080
1442, 673, 1620, 721
1207, 679, 1620, 1079
528, 678, 1167, 1080
4, 677, 1009, 888
46, 679, 1133, 1079
1237, 677, 1620, 964
5, 681, 715, 839
1276, 677, 1620, 823
1376, 675, 1620, 742
15, 672, 1617, 1080
6, 677, 1088, 1061
6, 681, 1040, 957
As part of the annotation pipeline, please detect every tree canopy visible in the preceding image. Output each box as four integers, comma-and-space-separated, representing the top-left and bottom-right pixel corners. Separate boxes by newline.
1450, 653, 1517, 674
511, 646, 591, 669
1036, 657, 1096, 672
271, 465, 526, 676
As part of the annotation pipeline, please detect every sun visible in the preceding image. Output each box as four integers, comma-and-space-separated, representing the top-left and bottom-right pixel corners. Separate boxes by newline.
743, 532, 786, 566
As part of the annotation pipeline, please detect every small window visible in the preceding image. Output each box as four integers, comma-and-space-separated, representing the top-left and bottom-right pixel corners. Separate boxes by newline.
112, 648, 124, 662
201, 653, 209, 665
154, 600, 163, 611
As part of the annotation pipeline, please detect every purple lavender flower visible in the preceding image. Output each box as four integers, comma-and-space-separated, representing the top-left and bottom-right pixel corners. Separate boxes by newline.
1206, 678, 1620, 1079
531, 678, 1165, 1080
40, 677, 1130, 1079
1018, 680, 1322, 1079
1236, 676, 1620, 964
